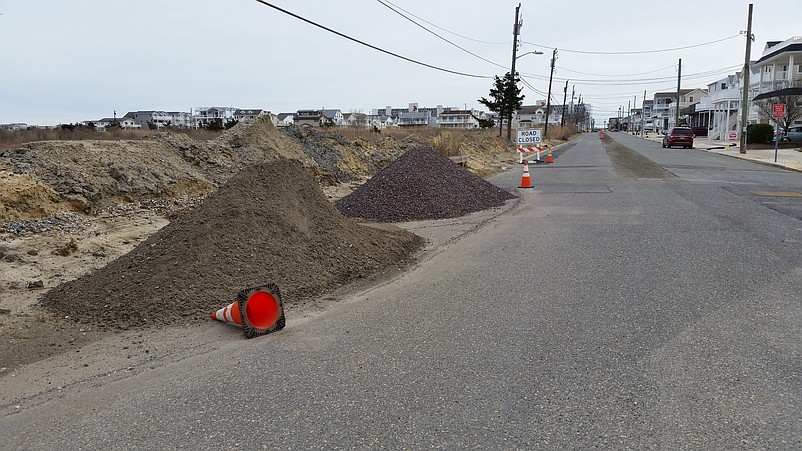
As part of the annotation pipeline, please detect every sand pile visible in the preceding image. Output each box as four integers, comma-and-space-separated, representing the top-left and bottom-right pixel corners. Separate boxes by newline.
335, 147, 516, 222
40, 159, 424, 329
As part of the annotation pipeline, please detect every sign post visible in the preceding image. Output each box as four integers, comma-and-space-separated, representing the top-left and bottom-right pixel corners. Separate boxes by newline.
773, 103, 786, 163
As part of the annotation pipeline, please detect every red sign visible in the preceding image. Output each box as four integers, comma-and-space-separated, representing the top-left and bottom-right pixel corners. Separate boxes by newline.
729, 132, 737, 139
773, 103, 787, 119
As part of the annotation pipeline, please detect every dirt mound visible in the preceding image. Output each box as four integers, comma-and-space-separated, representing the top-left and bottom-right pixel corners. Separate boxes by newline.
335, 146, 516, 222
0, 171, 83, 223
40, 159, 424, 330
280, 126, 405, 184
3, 138, 217, 212
165, 118, 317, 185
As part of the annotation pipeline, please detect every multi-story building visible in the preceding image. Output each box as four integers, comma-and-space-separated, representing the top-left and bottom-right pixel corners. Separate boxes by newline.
437, 109, 480, 129
753, 36, 802, 126
124, 111, 192, 129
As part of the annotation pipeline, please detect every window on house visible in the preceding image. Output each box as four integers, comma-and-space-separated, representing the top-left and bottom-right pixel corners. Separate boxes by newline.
721, 83, 727, 89
689, 96, 694, 102
797, 65, 802, 74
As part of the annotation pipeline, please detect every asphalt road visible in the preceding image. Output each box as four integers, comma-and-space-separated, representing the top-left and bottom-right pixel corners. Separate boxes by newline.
2, 133, 801, 449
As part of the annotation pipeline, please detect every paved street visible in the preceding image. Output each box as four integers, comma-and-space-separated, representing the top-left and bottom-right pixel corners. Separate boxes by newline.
618, 130, 802, 172
2, 133, 800, 449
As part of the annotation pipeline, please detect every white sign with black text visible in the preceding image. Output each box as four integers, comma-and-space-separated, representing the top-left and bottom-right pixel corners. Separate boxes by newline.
517, 129, 542, 145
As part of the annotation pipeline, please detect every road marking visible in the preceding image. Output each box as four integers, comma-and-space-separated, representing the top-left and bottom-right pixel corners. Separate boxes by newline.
752, 191, 802, 197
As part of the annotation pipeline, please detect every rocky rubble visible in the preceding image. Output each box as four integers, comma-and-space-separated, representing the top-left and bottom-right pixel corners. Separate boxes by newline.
335, 146, 516, 222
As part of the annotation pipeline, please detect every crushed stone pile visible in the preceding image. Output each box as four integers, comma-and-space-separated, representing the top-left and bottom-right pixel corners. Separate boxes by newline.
335, 147, 516, 222
40, 158, 424, 330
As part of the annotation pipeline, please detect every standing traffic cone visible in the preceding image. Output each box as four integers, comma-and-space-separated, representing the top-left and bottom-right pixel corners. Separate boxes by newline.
212, 283, 286, 338
519, 160, 533, 188
546, 147, 554, 164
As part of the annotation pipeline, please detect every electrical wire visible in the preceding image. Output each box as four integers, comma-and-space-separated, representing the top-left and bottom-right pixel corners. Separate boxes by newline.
556, 64, 678, 78
520, 34, 741, 55
519, 64, 742, 85
376, 0, 507, 71
378, 0, 508, 45
253, 0, 493, 79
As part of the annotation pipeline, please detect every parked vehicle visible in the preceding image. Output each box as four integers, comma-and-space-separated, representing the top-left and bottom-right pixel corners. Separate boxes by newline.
773, 126, 802, 142
662, 127, 695, 148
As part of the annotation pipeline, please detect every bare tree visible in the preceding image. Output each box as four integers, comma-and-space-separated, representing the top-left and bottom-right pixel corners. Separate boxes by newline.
754, 82, 802, 136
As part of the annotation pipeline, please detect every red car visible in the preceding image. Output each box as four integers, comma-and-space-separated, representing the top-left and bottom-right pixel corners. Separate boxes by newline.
662, 127, 695, 149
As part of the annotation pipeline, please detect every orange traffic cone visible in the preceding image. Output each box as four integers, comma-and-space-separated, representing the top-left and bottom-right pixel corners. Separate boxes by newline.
212, 283, 286, 338
519, 160, 533, 188
546, 148, 553, 164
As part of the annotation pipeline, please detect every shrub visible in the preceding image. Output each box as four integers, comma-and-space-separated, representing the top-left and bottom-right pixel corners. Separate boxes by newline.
747, 123, 774, 144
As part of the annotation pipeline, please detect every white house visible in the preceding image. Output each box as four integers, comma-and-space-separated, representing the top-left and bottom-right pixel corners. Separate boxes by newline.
276, 113, 294, 127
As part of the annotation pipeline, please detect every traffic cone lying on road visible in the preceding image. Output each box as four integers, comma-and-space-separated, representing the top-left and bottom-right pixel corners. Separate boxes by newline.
212, 283, 286, 338
519, 160, 533, 188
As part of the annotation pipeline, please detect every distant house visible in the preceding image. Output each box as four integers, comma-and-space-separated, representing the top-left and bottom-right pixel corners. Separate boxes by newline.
398, 111, 432, 127
321, 109, 344, 126
192, 107, 236, 128
366, 112, 396, 129
276, 113, 294, 127
124, 111, 190, 129
0, 123, 30, 131
295, 109, 344, 127
233, 109, 269, 122
437, 108, 480, 129
295, 110, 323, 127
343, 112, 368, 127
93, 117, 140, 130
515, 100, 565, 129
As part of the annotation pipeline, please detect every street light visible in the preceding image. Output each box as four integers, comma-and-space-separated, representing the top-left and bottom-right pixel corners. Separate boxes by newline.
516, 50, 544, 59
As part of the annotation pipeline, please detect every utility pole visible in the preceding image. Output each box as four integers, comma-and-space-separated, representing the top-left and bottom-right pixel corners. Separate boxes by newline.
627, 100, 631, 132
507, 3, 522, 141
569, 85, 576, 124
642, 89, 647, 137
544, 48, 557, 139
633, 95, 637, 134
739, 3, 753, 154
560, 80, 569, 138
675, 58, 682, 129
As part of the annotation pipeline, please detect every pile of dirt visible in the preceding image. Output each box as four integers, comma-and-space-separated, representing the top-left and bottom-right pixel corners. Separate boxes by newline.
40, 158, 424, 330
335, 146, 516, 222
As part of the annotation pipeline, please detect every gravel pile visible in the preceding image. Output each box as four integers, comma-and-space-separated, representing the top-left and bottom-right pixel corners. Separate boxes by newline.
40, 158, 424, 330
335, 146, 516, 222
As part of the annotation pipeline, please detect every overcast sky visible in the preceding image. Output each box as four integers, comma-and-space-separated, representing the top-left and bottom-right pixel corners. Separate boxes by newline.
1, 0, 800, 126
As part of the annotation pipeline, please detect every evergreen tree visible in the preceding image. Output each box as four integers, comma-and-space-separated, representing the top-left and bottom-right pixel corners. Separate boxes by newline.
479, 72, 524, 138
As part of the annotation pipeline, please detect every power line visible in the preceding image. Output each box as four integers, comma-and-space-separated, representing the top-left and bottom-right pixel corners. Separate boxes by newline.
557, 64, 677, 78
253, 0, 492, 79
379, 0, 508, 45
519, 76, 548, 97
376, 0, 507, 71
521, 34, 741, 55
519, 64, 741, 85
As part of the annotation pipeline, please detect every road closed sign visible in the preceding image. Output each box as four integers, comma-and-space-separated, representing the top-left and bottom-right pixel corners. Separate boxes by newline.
517, 129, 542, 145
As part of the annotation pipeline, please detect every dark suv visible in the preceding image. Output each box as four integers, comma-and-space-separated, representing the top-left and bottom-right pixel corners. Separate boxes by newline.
662, 127, 695, 149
